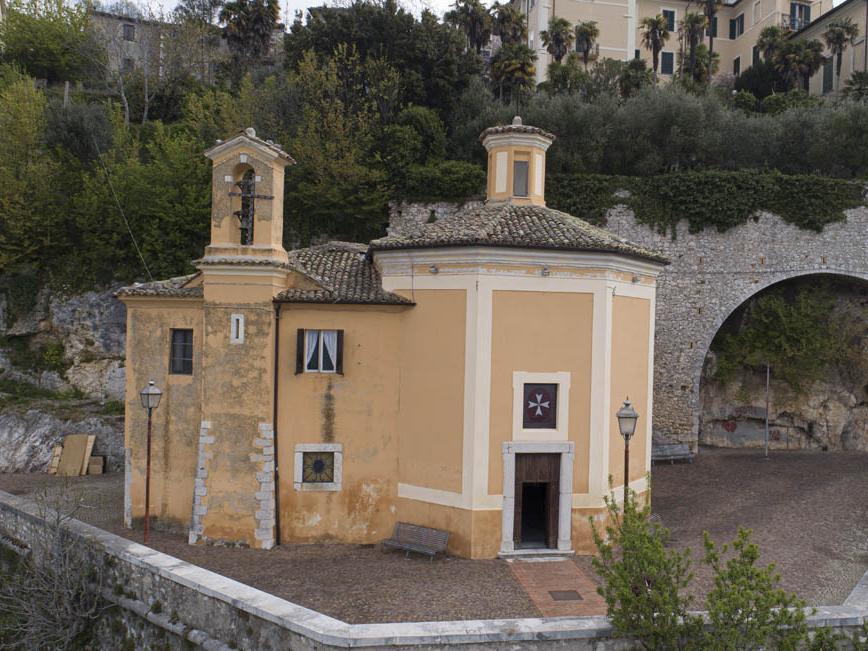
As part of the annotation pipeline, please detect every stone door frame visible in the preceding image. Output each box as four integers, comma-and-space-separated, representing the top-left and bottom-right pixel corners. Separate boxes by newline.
500, 441, 575, 554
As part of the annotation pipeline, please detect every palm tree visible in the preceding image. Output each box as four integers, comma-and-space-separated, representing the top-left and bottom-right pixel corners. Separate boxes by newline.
492, 3, 527, 46
640, 15, 670, 77
541, 16, 574, 64
219, 0, 280, 62
574, 20, 600, 70
703, 0, 722, 80
445, 0, 492, 54
491, 42, 537, 105
774, 38, 824, 90
843, 70, 868, 99
757, 25, 786, 61
680, 13, 707, 81
823, 17, 860, 88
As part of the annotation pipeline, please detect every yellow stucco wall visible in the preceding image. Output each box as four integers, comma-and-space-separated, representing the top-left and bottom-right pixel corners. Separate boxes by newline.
199, 302, 276, 545
608, 295, 652, 484
488, 290, 594, 495
276, 304, 406, 544
122, 299, 203, 531
394, 289, 467, 494
485, 144, 547, 205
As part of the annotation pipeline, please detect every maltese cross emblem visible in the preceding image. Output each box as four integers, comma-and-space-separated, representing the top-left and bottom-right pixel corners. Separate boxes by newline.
527, 393, 550, 417
523, 383, 558, 429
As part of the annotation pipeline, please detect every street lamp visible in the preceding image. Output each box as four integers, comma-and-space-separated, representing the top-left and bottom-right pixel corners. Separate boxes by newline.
139, 380, 162, 544
616, 398, 639, 507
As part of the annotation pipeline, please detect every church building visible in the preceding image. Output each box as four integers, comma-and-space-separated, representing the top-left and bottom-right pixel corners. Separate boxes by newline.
118, 118, 667, 558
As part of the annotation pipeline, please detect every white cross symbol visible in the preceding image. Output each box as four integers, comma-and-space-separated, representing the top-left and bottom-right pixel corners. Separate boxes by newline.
528, 393, 550, 417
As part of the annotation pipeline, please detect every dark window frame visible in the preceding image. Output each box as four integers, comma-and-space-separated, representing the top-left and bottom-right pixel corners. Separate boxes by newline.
706, 15, 718, 38
295, 329, 344, 375
302, 451, 336, 483
123, 23, 136, 41
169, 329, 194, 375
662, 9, 676, 32
733, 56, 741, 76
661, 51, 675, 75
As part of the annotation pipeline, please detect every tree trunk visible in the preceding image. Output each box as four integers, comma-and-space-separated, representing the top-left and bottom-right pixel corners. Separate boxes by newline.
142, 73, 150, 125
708, 26, 715, 82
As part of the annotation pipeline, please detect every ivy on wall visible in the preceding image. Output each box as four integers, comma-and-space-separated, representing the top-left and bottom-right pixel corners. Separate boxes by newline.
544, 171, 864, 234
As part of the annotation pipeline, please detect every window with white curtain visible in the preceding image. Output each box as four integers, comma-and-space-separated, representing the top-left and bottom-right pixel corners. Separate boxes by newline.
305, 329, 338, 373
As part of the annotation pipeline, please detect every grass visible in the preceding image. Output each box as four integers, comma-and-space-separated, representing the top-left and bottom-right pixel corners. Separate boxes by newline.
0, 376, 84, 408
99, 400, 125, 416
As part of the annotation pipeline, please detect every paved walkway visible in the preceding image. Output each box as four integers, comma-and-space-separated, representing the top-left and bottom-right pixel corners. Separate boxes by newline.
509, 559, 606, 617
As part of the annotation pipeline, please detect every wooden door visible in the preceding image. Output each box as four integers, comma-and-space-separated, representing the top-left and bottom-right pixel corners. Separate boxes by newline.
514, 453, 560, 548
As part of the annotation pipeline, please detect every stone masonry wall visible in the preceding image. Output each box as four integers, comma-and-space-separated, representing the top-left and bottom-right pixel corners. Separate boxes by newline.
604, 206, 868, 448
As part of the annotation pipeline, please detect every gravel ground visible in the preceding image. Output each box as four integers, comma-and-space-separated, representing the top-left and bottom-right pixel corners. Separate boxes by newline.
653, 447, 868, 607
1, 447, 865, 621
0, 473, 536, 623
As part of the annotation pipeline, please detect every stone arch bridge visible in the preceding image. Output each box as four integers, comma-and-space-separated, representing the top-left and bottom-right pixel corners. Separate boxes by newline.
605, 207, 868, 449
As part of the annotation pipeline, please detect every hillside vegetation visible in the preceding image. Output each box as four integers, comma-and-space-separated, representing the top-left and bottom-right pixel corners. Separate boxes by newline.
1, 0, 867, 295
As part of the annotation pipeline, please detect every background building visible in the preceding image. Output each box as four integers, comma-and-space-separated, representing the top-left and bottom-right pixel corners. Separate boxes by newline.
514, 0, 833, 84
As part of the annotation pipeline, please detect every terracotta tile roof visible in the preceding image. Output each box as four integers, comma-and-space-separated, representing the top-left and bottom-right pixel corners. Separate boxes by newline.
368, 202, 669, 264
276, 242, 413, 305
116, 274, 203, 298
479, 122, 556, 143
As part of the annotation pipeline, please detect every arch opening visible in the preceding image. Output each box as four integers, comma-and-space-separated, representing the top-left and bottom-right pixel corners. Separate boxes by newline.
697, 273, 868, 452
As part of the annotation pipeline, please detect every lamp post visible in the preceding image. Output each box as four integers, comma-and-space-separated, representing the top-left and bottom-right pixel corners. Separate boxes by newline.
139, 380, 162, 544
616, 398, 639, 507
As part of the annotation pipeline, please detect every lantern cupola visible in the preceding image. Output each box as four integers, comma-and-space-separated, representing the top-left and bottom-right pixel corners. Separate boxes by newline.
480, 116, 555, 206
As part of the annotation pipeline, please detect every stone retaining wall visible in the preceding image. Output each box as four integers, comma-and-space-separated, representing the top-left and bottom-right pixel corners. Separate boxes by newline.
0, 490, 865, 650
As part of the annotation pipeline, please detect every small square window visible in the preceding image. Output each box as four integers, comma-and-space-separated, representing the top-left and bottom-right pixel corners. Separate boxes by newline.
121, 58, 135, 73
302, 451, 335, 483
294, 444, 342, 491
170, 329, 193, 375
513, 160, 529, 197
297, 329, 343, 374
123, 23, 135, 41
523, 383, 558, 429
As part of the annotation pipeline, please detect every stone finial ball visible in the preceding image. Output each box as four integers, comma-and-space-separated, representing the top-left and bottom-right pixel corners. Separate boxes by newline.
512, 116, 523, 126
244, 127, 256, 137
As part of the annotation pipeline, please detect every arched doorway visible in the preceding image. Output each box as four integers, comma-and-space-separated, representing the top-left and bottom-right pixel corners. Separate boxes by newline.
696, 273, 868, 452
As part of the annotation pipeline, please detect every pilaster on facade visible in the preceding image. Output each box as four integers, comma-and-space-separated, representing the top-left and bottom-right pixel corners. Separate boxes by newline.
252, 423, 276, 550
188, 421, 214, 545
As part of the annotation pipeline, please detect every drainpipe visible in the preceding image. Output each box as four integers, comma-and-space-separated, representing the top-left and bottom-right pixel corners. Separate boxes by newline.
864, 0, 868, 71
272, 301, 282, 546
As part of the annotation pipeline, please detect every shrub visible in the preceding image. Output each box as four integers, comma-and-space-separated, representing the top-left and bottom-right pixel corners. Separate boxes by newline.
401, 160, 485, 201
733, 90, 758, 114
590, 488, 701, 649
700, 528, 809, 650
712, 282, 849, 392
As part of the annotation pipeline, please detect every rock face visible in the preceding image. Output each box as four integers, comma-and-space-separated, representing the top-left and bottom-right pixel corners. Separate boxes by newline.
699, 371, 868, 452
0, 284, 128, 474
698, 283, 868, 455
0, 285, 127, 401
0, 408, 124, 473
